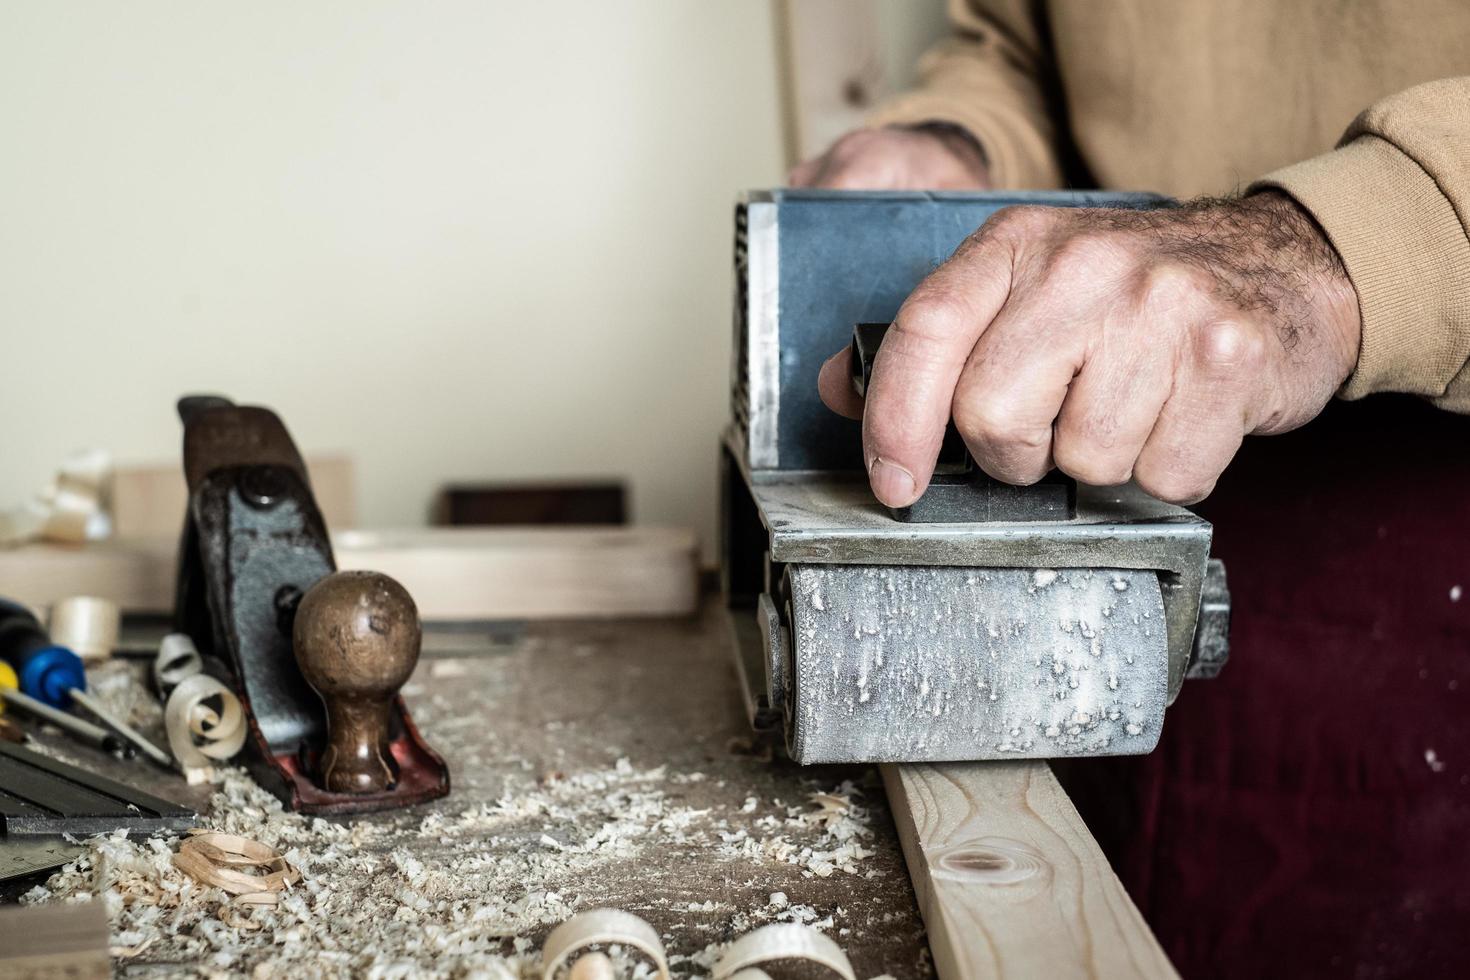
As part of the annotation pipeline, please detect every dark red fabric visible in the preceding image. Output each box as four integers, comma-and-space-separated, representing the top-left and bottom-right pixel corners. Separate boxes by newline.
1062, 395, 1470, 979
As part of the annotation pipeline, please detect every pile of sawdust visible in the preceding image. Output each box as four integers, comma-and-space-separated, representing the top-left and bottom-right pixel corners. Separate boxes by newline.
86, 658, 166, 732
23, 758, 879, 978
715, 782, 875, 879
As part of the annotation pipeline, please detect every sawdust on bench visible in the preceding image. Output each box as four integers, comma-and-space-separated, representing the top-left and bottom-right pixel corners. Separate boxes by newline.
23, 758, 888, 978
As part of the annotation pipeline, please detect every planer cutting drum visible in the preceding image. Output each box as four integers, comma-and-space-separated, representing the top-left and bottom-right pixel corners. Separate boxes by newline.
721, 190, 1231, 764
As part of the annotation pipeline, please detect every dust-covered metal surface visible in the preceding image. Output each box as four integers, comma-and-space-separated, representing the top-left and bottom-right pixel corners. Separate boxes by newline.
743, 468, 1213, 699
784, 565, 1169, 764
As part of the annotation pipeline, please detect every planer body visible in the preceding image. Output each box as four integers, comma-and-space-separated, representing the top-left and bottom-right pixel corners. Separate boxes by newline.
720, 190, 1230, 765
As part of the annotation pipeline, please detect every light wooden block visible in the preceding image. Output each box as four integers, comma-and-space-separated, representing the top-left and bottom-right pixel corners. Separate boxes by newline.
882, 761, 1178, 980
0, 527, 698, 621
0, 902, 110, 979
111, 454, 355, 538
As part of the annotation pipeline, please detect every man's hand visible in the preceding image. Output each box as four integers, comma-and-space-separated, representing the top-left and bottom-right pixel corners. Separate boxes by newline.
789, 125, 990, 190
817, 193, 1361, 505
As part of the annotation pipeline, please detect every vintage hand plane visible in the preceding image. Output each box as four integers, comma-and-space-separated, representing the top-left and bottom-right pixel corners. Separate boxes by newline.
174, 396, 449, 813
721, 190, 1230, 764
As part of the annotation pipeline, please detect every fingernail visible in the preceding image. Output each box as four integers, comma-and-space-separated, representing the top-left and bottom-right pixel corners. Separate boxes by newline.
868, 457, 917, 506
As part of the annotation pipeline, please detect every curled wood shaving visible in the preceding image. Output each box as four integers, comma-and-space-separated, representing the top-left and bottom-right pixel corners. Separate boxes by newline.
154, 633, 204, 693
0, 449, 112, 547
172, 832, 300, 903
712, 923, 857, 980
164, 673, 246, 783
541, 908, 670, 980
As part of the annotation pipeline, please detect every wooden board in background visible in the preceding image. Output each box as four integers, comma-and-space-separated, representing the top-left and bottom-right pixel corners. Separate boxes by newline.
431, 481, 626, 527
882, 761, 1178, 980
111, 455, 356, 538
0, 527, 698, 621
0, 901, 110, 979
335, 527, 697, 620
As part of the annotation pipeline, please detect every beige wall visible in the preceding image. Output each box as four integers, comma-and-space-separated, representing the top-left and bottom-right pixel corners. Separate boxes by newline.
0, 2, 785, 553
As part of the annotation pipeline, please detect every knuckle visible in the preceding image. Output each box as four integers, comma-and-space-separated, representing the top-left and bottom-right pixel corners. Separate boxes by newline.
986, 205, 1052, 238
951, 393, 1026, 450
1048, 232, 1123, 276
1195, 319, 1266, 371
961, 206, 1055, 257
895, 291, 971, 344
1053, 439, 1133, 487
951, 398, 1007, 448
952, 394, 1051, 486
1137, 263, 1209, 314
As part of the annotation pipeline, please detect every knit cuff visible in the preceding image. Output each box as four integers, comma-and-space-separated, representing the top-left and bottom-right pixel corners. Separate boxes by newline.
1251, 135, 1470, 402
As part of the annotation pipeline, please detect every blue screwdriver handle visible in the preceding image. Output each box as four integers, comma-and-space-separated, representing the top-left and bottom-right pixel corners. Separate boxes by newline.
0, 598, 87, 708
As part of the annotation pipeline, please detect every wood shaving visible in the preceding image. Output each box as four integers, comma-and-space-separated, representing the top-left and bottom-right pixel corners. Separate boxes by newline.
541, 908, 670, 979
715, 782, 875, 879
0, 449, 111, 547
164, 674, 247, 783
172, 832, 300, 899
23, 641, 901, 980
22, 760, 887, 977
48, 595, 121, 662
712, 923, 856, 980
109, 934, 156, 959
154, 633, 205, 693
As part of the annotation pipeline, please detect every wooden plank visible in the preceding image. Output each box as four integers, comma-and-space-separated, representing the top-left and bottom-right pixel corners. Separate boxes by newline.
0, 901, 110, 979
881, 761, 1177, 980
111, 454, 356, 538
0, 539, 177, 615
0, 526, 698, 620
334, 527, 698, 620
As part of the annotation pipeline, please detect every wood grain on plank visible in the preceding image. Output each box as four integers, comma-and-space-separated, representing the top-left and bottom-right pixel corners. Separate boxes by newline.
0, 527, 698, 620
0, 901, 111, 979
882, 761, 1177, 980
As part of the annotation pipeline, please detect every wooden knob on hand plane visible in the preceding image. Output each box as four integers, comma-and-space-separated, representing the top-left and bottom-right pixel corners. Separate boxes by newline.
292, 570, 421, 794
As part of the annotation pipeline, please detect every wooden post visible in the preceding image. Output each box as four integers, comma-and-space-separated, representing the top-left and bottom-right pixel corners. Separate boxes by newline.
882, 761, 1178, 980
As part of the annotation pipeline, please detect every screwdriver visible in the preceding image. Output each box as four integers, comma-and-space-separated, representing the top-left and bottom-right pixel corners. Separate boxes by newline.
0, 659, 129, 755
0, 598, 170, 766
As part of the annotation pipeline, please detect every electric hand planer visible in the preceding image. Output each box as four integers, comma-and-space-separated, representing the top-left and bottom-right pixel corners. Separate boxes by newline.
720, 190, 1229, 764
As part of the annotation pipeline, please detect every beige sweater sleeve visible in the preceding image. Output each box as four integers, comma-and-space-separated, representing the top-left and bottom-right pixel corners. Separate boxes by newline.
866, 0, 1064, 189
1252, 78, 1470, 411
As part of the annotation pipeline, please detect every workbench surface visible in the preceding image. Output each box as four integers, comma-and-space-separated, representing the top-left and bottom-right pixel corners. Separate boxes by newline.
8, 600, 933, 978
